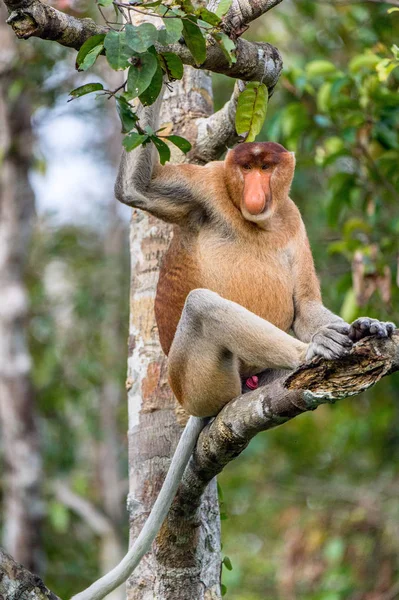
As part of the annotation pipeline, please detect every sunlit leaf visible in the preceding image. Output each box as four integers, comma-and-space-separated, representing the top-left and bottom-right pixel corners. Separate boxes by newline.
76, 34, 105, 71
212, 32, 236, 65
215, 0, 232, 17
348, 53, 380, 73
235, 82, 268, 142
306, 59, 338, 78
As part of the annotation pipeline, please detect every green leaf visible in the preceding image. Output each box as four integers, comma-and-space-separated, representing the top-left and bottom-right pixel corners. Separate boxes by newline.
76, 34, 105, 71
160, 52, 184, 80
182, 19, 206, 66
221, 584, 227, 596
305, 59, 338, 78
116, 96, 138, 133
388, 6, 399, 12
349, 53, 380, 73
166, 135, 191, 153
196, 7, 221, 25
158, 16, 184, 44
104, 31, 132, 70
215, 0, 232, 17
139, 61, 163, 105
212, 32, 236, 65
223, 556, 233, 571
127, 52, 158, 98
97, 0, 113, 6
235, 82, 268, 142
151, 135, 171, 164
123, 132, 149, 151
125, 23, 158, 53
68, 83, 104, 99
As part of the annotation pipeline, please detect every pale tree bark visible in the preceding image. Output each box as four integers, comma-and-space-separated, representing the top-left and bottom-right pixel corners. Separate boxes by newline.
0, 3, 43, 573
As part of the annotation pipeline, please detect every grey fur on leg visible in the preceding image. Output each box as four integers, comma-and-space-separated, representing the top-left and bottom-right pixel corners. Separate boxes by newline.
349, 317, 396, 342
306, 321, 352, 361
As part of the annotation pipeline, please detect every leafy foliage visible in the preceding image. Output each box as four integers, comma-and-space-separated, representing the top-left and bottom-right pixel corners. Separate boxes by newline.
68, 0, 238, 162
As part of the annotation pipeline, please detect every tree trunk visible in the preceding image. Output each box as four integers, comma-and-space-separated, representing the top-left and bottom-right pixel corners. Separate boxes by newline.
126, 68, 222, 600
0, 5, 43, 572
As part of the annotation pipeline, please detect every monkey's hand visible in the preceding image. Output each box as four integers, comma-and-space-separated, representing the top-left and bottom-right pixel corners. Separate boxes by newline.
306, 322, 352, 361
349, 317, 396, 342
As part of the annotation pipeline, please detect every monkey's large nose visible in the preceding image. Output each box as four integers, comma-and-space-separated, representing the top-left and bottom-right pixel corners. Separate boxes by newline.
242, 172, 270, 215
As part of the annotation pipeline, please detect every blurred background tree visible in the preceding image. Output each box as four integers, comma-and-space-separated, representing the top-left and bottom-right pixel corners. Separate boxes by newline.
0, 0, 398, 599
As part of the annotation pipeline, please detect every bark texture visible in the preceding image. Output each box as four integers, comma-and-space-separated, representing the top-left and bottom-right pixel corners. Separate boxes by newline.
0, 3, 43, 573
0, 549, 60, 600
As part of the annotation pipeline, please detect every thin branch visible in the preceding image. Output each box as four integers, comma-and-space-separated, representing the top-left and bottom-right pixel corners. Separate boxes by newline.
53, 481, 116, 537
194, 80, 243, 163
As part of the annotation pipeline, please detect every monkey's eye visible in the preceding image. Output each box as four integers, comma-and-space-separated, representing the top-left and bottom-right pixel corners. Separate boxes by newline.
261, 164, 270, 170
243, 164, 251, 170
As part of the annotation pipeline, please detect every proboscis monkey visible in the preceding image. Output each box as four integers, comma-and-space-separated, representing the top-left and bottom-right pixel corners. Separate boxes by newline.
73, 89, 395, 600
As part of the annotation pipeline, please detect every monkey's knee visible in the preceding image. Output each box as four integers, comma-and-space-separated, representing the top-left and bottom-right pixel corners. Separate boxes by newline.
183, 288, 222, 321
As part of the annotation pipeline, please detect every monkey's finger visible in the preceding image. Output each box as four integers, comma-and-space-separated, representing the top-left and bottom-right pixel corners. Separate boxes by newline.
369, 321, 390, 338
326, 322, 350, 335
309, 339, 350, 360
386, 322, 396, 336
321, 329, 353, 347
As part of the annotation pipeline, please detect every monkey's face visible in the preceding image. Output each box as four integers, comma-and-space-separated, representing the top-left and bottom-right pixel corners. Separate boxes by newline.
226, 142, 295, 226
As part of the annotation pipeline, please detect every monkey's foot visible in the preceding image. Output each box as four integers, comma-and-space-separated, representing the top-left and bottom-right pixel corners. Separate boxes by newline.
349, 317, 396, 342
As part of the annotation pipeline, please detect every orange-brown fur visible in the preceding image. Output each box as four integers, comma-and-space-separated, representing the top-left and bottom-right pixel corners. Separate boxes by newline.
154, 144, 321, 356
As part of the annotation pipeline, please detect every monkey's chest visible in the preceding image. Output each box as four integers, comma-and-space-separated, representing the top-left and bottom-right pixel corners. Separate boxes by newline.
198, 240, 295, 332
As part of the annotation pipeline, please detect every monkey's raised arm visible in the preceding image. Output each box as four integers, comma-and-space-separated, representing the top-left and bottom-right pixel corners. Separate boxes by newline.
114, 88, 207, 224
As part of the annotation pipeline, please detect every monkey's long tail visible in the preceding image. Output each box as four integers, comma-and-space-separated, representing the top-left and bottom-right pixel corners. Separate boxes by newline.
71, 416, 208, 600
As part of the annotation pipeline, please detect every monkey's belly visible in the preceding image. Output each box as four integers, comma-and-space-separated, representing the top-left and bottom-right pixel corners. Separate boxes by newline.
155, 235, 295, 354
200, 261, 294, 332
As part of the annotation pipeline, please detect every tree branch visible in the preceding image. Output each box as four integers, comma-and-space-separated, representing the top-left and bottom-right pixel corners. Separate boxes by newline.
214, 0, 285, 36
154, 333, 399, 564
193, 81, 242, 163
2, 0, 283, 84
0, 548, 61, 600
4, 0, 107, 50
